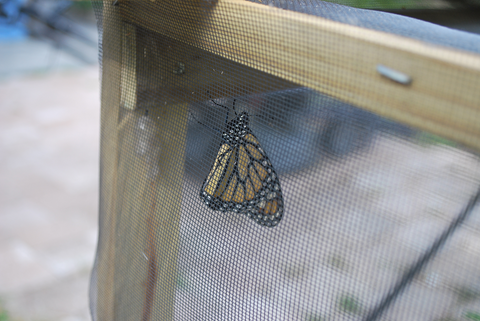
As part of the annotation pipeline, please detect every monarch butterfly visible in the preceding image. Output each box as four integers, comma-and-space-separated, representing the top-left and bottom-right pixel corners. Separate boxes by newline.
198, 93, 284, 227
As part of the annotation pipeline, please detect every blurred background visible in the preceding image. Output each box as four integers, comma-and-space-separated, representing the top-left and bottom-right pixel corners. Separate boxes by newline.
0, 1, 98, 320
0, 0, 479, 321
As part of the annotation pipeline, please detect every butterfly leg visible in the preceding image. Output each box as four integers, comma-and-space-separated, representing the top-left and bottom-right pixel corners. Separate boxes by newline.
224, 107, 230, 126
232, 99, 238, 116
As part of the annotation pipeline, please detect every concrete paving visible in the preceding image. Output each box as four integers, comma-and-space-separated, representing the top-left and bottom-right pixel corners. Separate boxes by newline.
0, 17, 99, 319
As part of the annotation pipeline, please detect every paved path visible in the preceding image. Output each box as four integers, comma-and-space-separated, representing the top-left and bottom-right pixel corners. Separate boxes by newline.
0, 66, 100, 321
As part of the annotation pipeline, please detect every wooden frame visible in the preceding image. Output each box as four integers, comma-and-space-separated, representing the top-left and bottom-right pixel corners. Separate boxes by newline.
120, 0, 480, 151
97, 3, 188, 321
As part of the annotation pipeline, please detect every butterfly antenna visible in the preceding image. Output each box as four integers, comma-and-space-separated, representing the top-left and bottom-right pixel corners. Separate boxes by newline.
190, 111, 222, 134
207, 90, 233, 124
207, 91, 229, 110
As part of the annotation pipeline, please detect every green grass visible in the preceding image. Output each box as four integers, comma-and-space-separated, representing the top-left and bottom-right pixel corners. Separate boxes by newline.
72, 1, 92, 10
284, 263, 308, 280
0, 308, 9, 321
465, 311, 480, 321
323, 0, 427, 9
176, 274, 189, 290
305, 313, 324, 321
455, 285, 480, 303
416, 132, 456, 147
337, 294, 362, 315
326, 255, 348, 271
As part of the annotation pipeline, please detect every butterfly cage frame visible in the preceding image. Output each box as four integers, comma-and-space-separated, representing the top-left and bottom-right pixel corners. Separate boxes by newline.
91, 1, 480, 320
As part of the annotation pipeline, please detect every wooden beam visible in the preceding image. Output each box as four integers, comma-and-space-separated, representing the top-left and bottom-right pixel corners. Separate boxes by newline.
98, 4, 190, 321
132, 27, 297, 106
120, 23, 137, 110
97, 1, 122, 320
121, 0, 480, 151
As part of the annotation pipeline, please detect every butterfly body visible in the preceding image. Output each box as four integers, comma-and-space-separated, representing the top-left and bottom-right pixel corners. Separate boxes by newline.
221, 112, 249, 146
200, 110, 284, 227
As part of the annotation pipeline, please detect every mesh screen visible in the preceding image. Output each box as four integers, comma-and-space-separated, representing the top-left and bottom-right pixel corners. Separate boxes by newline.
90, 1, 480, 320
319, 0, 480, 9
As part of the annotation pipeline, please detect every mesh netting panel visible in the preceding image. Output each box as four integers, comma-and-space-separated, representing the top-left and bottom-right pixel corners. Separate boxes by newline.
314, 0, 480, 9
90, 1, 480, 320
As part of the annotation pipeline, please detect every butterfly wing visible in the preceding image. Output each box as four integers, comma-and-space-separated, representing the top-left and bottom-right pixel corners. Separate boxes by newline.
200, 130, 284, 227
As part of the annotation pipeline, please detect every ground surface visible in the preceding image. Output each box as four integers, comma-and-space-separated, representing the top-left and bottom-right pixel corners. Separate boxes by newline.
0, 17, 99, 320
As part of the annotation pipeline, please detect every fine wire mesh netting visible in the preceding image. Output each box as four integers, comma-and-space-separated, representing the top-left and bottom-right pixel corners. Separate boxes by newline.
90, 1, 480, 320
304, 0, 480, 9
